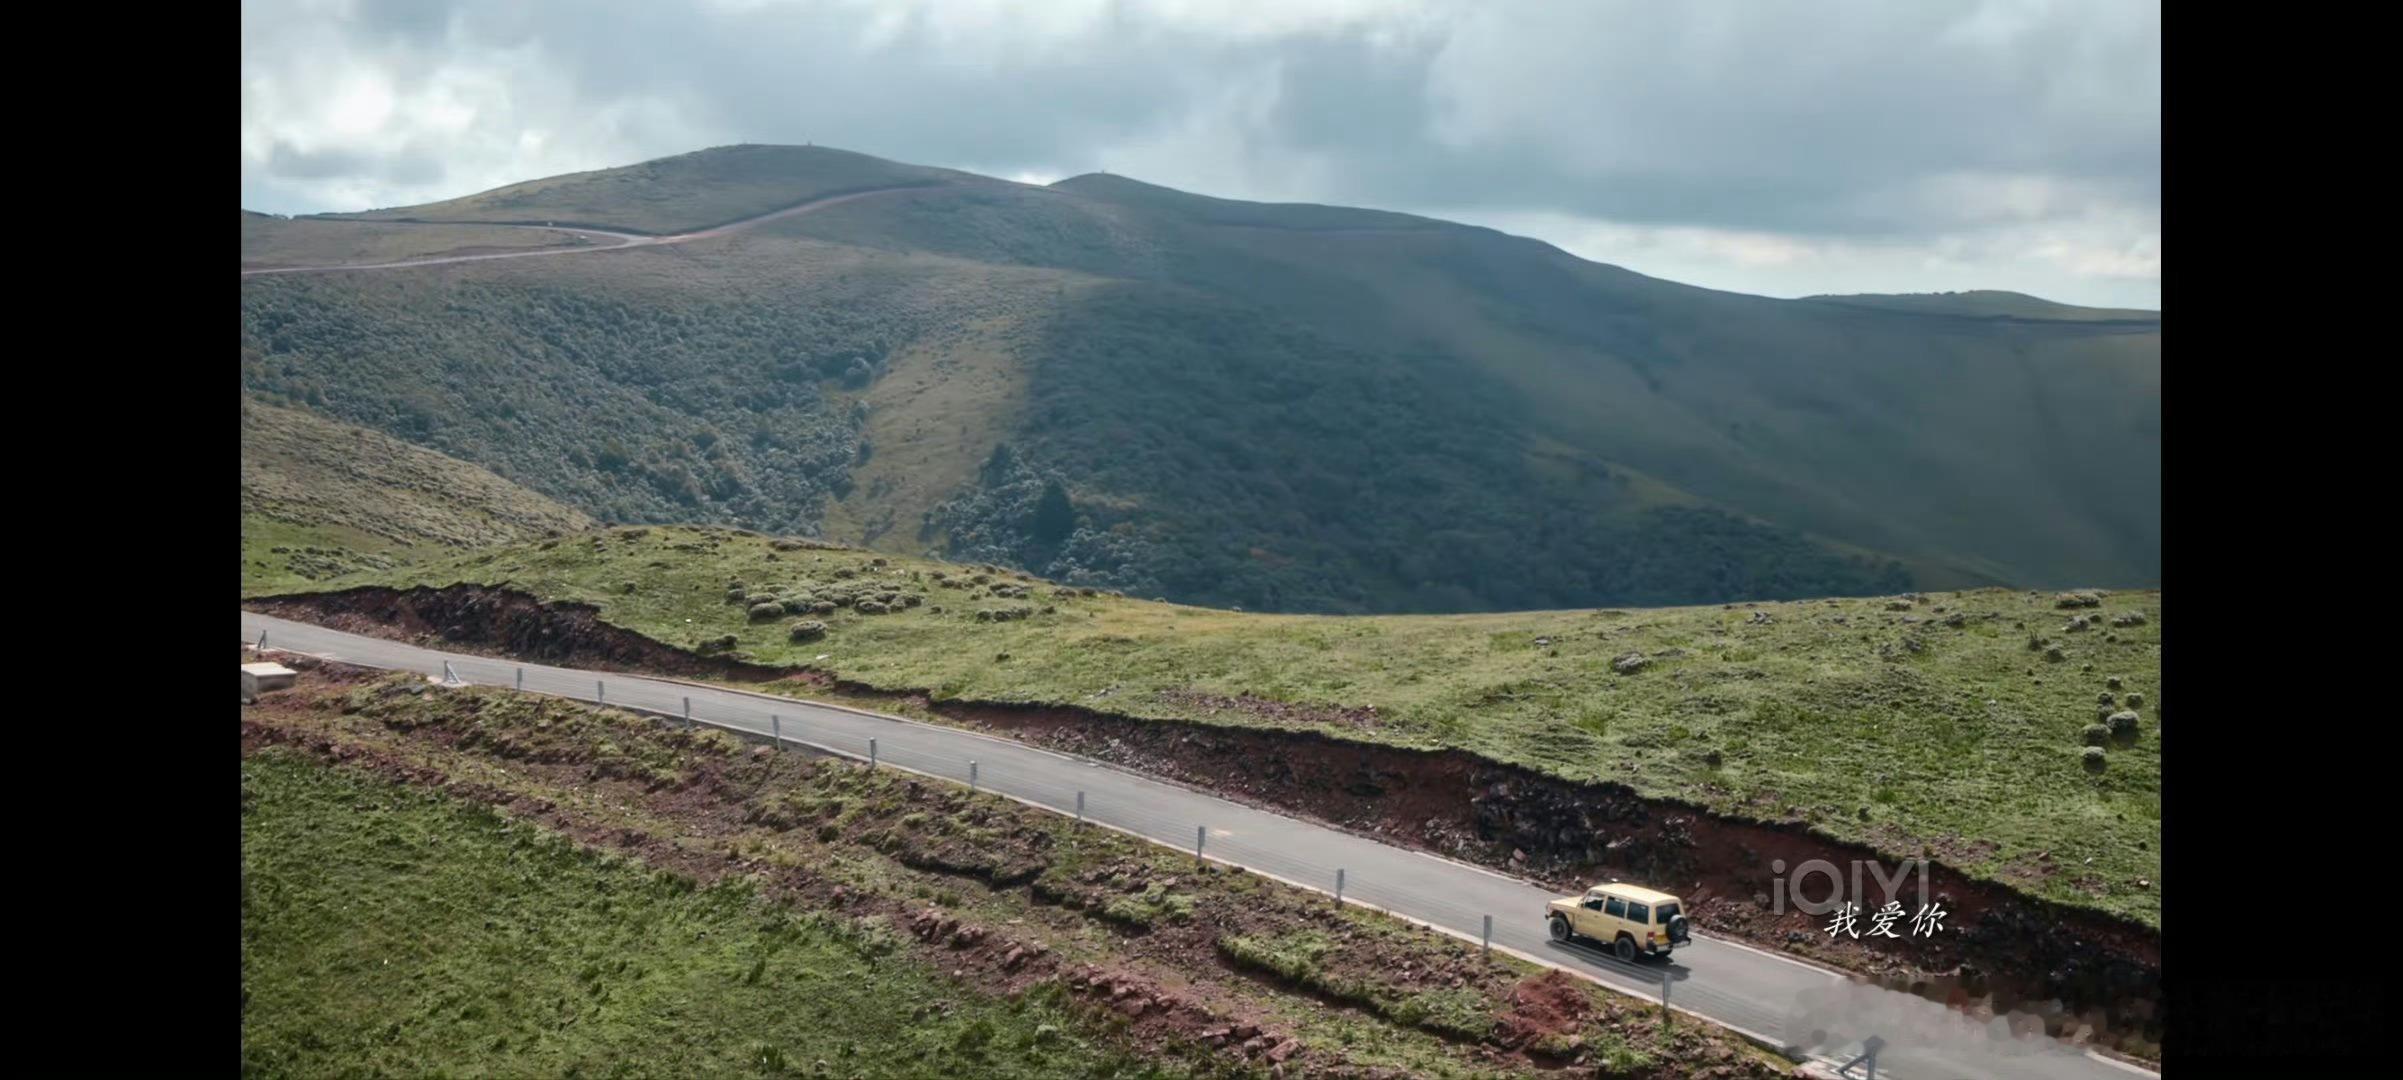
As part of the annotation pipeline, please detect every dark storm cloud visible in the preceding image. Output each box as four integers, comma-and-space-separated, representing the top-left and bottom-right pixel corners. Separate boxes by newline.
241, 0, 2158, 304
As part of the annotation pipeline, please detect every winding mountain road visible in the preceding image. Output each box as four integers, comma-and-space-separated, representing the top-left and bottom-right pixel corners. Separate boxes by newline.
238, 184, 936, 277
239, 611, 2156, 1080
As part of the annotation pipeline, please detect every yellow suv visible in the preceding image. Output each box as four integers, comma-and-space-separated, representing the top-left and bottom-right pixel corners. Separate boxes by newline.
1546, 880, 1691, 962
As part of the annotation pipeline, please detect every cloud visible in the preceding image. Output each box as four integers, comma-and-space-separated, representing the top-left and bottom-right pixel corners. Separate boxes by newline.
240, 0, 2158, 306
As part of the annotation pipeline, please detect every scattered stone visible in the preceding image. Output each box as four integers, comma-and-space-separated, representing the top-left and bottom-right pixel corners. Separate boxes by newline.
2055, 592, 2103, 609
1612, 652, 1651, 675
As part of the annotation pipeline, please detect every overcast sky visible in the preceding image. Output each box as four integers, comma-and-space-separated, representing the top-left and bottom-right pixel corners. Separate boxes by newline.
241, 0, 2160, 308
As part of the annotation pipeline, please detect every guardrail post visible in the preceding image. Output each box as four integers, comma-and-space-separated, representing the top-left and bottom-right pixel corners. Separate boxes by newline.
1196, 824, 1206, 862
596, 680, 605, 705
868, 737, 877, 769
442, 660, 455, 684
256, 630, 267, 651
1335, 868, 1345, 906
771, 714, 781, 750
515, 667, 524, 691
683, 696, 693, 730
1482, 915, 1492, 958
970, 760, 979, 791
1075, 791, 1085, 822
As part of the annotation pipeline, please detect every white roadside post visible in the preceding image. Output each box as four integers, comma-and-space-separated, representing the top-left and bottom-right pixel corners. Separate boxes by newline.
596, 680, 605, 705
970, 761, 979, 792
1195, 824, 1206, 863
683, 696, 693, 730
516, 667, 525, 691
1335, 869, 1345, 906
770, 714, 781, 750
868, 737, 877, 769
1482, 915, 1493, 959
1075, 791, 1085, 822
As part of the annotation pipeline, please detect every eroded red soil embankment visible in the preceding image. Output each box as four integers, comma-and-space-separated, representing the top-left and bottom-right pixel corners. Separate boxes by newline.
249, 585, 2164, 1050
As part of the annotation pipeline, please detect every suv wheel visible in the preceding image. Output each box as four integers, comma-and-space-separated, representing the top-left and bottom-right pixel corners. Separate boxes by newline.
1614, 935, 1636, 962
1549, 915, 1571, 942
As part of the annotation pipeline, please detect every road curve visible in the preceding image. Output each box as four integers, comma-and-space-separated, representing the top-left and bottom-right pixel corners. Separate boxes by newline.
238, 185, 933, 277
238, 611, 2156, 1080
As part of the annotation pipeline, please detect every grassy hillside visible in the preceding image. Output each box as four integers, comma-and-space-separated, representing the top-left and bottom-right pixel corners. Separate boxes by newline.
241, 752, 1178, 1079
241, 398, 593, 591
1801, 291, 2160, 322
270, 525, 2163, 927
242, 209, 592, 268
327, 144, 968, 234
245, 668, 1792, 1078
242, 143, 2157, 612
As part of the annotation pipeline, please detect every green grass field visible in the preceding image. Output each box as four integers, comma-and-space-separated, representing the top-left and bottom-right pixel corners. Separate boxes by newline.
245, 667, 1794, 1077
240, 750, 1179, 1079
242, 398, 595, 590
269, 525, 2162, 926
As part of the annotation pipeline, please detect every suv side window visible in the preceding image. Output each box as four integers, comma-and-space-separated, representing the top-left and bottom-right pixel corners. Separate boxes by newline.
1583, 895, 1606, 911
1604, 897, 1626, 919
1626, 902, 1650, 925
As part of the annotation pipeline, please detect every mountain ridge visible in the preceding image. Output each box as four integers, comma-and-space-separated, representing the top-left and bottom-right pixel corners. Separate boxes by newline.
239, 143, 2158, 612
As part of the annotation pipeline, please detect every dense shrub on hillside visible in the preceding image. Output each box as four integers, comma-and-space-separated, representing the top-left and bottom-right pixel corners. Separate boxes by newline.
238, 253, 1049, 536
931, 284, 1910, 614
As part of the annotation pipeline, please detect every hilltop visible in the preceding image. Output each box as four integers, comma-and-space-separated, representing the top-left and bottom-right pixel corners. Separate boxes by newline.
321, 143, 969, 235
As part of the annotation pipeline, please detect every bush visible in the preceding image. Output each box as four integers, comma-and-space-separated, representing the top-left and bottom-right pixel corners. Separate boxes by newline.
2082, 724, 2111, 746
781, 596, 811, 614
2082, 746, 2107, 771
725, 587, 748, 604
748, 602, 783, 622
2107, 710, 2141, 738
857, 600, 889, 615
812, 600, 837, 614
2126, 692, 2145, 709
789, 620, 828, 643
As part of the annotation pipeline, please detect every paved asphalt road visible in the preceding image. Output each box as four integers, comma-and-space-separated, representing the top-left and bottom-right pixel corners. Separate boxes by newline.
238, 184, 935, 277
241, 611, 2154, 1080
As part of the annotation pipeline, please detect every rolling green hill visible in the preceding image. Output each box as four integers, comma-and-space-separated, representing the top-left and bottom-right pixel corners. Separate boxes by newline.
322, 144, 968, 235
1802, 290, 2161, 322
241, 397, 594, 590
240, 144, 2157, 613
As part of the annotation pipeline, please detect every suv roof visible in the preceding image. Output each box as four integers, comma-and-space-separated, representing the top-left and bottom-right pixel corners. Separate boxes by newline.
1589, 882, 1680, 905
